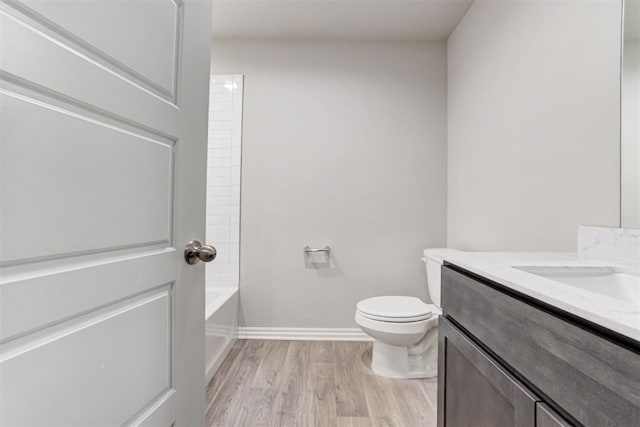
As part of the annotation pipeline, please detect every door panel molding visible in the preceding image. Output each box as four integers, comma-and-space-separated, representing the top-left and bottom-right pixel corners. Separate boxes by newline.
123, 388, 176, 427
0, 285, 172, 362
0, 286, 173, 425
0, 89, 175, 266
0, 85, 175, 147
1, 0, 184, 103
0, 70, 178, 142
0, 9, 180, 135
0, 250, 176, 342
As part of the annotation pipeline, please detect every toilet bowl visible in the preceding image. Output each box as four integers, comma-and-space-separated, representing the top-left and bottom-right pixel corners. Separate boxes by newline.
354, 248, 459, 379
356, 296, 440, 378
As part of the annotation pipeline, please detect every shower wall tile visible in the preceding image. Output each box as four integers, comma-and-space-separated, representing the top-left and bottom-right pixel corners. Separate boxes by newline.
206, 74, 243, 288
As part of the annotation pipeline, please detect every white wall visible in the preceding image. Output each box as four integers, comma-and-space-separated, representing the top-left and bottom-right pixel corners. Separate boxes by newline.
447, 0, 621, 251
206, 75, 243, 288
211, 40, 447, 328
621, 38, 640, 229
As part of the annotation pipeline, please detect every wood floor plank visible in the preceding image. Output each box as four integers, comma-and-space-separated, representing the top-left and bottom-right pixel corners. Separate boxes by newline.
334, 342, 370, 417
232, 388, 277, 427
206, 340, 265, 426
305, 362, 337, 426
205, 340, 436, 427
417, 377, 439, 417
251, 340, 290, 389
361, 372, 405, 427
336, 416, 374, 427
390, 379, 437, 427
272, 341, 312, 422
205, 340, 245, 412
309, 341, 335, 363
354, 342, 374, 375
271, 412, 299, 427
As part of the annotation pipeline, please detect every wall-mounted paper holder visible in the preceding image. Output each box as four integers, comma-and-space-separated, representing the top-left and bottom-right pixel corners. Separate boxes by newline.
303, 245, 331, 256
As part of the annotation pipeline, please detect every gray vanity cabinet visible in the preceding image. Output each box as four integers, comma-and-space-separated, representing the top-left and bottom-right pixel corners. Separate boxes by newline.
536, 404, 572, 427
437, 318, 539, 427
438, 265, 640, 427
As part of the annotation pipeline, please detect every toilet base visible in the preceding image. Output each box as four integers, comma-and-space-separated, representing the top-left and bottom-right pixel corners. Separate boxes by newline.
370, 316, 439, 379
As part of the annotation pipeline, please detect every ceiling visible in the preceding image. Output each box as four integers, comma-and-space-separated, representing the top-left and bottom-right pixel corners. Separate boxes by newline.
211, 0, 475, 41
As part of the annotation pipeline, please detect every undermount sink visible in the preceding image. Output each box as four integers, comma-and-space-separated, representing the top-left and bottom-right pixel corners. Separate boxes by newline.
513, 266, 640, 305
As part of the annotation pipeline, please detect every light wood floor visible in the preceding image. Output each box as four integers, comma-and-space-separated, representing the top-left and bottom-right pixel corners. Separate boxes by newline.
205, 340, 437, 427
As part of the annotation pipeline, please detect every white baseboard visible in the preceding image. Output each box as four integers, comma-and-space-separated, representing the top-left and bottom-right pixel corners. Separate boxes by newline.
238, 327, 371, 341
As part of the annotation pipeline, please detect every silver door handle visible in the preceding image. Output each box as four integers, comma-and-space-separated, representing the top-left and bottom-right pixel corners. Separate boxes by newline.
184, 240, 217, 265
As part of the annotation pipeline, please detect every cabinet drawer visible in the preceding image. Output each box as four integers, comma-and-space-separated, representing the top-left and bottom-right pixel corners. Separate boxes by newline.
442, 265, 640, 427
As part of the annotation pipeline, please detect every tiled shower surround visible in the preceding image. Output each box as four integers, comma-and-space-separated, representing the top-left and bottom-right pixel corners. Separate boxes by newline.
206, 75, 243, 288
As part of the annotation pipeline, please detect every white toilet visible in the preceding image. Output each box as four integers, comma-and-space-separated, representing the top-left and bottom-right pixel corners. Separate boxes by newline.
355, 248, 459, 379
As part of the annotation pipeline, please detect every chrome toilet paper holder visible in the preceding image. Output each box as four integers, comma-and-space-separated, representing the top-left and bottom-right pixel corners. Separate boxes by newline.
303, 245, 331, 255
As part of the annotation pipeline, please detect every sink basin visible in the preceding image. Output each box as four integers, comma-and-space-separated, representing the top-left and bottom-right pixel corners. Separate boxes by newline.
513, 266, 640, 305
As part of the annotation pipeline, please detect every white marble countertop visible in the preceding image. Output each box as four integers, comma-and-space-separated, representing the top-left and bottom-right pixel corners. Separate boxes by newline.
442, 252, 640, 343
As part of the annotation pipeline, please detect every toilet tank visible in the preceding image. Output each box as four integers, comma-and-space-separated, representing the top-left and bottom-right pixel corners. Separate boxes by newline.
423, 248, 460, 308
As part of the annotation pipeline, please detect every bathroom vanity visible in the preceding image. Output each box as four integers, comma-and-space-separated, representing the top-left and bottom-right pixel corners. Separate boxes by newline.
437, 254, 640, 427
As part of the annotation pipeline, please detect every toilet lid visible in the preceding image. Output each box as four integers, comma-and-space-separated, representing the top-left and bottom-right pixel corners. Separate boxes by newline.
357, 296, 432, 321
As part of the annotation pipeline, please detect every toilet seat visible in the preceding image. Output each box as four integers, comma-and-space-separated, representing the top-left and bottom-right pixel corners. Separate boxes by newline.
356, 310, 432, 323
356, 296, 432, 323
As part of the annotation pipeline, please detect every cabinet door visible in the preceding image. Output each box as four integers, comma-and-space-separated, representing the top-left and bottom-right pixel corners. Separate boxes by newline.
536, 403, 573, 427
437, 318, 540, 427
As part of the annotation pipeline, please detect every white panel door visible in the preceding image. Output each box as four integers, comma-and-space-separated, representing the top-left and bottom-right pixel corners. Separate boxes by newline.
0, 0, 212, 425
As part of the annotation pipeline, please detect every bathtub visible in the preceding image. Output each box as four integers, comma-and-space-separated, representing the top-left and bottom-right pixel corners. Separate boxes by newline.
205, 287, 238, 383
